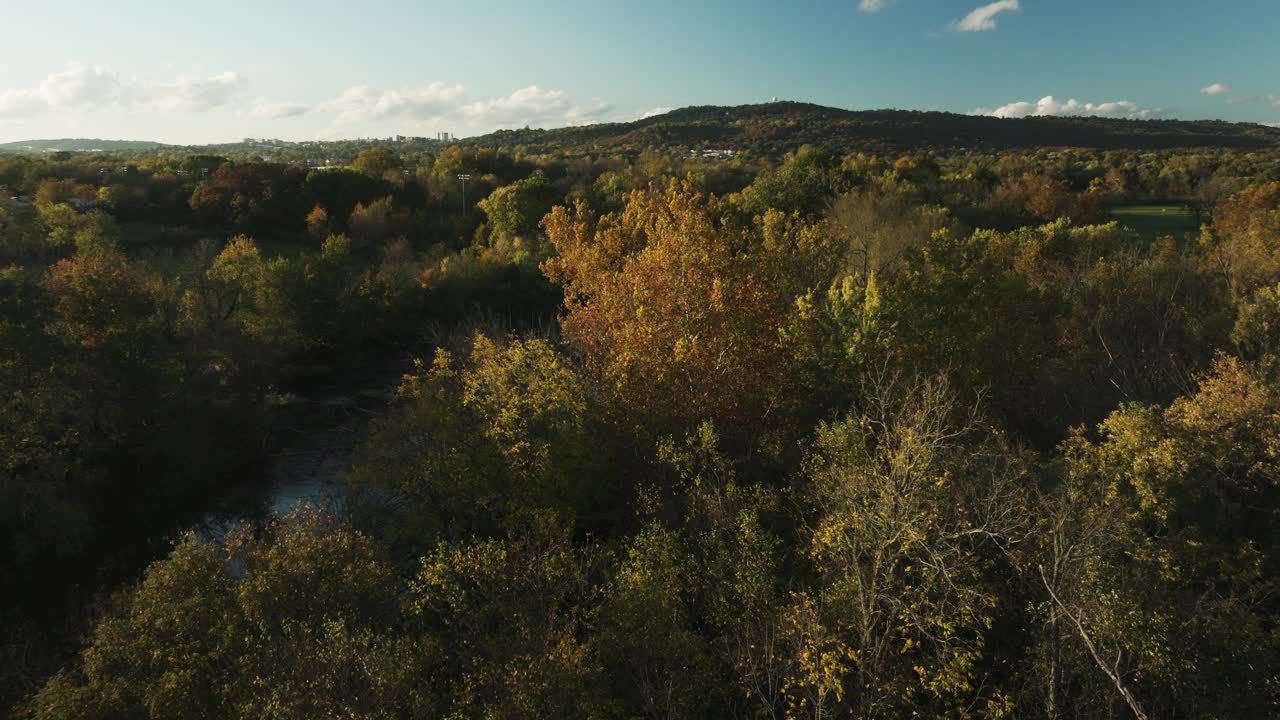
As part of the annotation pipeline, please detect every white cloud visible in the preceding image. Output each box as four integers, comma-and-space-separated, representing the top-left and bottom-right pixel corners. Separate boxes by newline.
313, 82, 619, 134
0, 65, 657, 143
0, 63, 248, 116
975, 95, 1162, 119
859, 0, 889, 12
0, 89, 47, 116
1226, 94, 1280, 107
247, 98, 309, 119
134, 71, 246, 112
565, 98, 614, 125
475, 86, 612, 128
1201, 83, 1230, 96
636, 106, 674, 121
0, 63, 120, 115
39, 63, 121, 106
317, 82, 466, 125
949, 0, 1020, 32
459, 85, 573, 126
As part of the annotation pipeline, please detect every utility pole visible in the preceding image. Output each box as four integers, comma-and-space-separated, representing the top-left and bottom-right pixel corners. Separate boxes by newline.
457, 173, 471, 215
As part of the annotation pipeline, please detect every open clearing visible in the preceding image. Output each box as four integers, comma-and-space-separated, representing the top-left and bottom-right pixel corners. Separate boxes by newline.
1106, 204, 1199, 241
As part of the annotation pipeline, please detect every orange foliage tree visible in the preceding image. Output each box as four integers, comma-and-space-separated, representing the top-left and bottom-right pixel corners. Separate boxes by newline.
1209, 181, 1280, 298
542, 180, 822, 438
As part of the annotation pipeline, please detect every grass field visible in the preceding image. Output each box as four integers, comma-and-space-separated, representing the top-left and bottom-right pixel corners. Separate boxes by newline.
1106, 204, 1200, 241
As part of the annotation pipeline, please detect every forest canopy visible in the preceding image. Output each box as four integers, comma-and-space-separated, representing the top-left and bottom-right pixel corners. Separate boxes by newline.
4, 129, 1280, 719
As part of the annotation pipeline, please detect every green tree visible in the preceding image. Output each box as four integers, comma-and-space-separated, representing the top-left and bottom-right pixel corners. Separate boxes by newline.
478, 173, 557, 242
596, 523, 720, 719
349, 334, 606, 548
1036, 356, 1280, 718
351, 147, 402, 179
737, 146, 835, 218
31, 511, 439, 720
409, 513, 611, 719
786, 372, 1028, 718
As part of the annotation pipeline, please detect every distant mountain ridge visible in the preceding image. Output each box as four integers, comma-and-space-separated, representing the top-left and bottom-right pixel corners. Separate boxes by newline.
463, 102, 1280, 154
4, 103, 1279, 157
0, 138, 174, 153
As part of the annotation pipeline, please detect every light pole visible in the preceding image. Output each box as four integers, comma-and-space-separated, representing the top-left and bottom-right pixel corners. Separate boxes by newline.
457, 173, 471, 215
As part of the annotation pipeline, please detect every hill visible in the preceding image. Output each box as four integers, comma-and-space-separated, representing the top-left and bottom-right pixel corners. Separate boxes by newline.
464, 102, 1280, 155
4, 104, 1278, 161
0, 138, 174, 154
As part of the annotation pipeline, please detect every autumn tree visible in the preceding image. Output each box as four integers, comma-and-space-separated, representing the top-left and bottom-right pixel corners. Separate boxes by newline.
827, 190, 953, 281
542, 180, 820, 440
409, 513, 611, 718
1035, 356, 1280, 718
303, 168, 388, 232
988, 173, 1082, 224
873, 226, 1064, 437
202, 235, 304, 351
651, 422, 791, 718
784, 371, 1028, 718
596, 523, 721, 718
304, 204, 329, 242
31, 511, 438, 720
348, 334, 607, 549
348, 196, 403, 246
351, 146, 401, 179
188, 162, 308, 234
1207, 180, 1280, 298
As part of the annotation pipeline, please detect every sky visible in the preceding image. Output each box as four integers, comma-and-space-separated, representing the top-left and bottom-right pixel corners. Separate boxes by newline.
1, 0, 1277, 144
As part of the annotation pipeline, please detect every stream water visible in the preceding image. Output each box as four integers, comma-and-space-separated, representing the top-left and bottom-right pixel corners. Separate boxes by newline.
1, 359, 407, 708
193, 384, 393, 541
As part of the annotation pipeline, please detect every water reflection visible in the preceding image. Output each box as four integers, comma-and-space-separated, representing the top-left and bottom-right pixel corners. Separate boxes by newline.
195, 448, 352, 543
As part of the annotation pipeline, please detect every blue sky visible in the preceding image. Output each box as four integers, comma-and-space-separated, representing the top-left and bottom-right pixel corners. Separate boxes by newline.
1, 0, 1277, 143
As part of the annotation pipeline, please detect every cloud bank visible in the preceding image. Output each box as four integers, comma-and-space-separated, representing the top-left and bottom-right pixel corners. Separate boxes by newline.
316, 83, 467, 125
1201, 83, 1230, 96
0, 63, 643, 139
975, 95, 1162, 119
635, 107, 675, 121
0, 63, 248, 116
315, 83, 614, 132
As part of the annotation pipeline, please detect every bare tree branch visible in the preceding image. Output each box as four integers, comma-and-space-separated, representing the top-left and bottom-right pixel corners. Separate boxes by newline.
1038, 565, 1149, 720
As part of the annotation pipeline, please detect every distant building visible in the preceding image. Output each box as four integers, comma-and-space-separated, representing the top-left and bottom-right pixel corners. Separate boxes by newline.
689, 149, 738, 160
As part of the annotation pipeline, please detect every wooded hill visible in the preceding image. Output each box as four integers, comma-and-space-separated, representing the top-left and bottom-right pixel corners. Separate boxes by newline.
5, 102, 1279, 161
466, 101, 1280, 155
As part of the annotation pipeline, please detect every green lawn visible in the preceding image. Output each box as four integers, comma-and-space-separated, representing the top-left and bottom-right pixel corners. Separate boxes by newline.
1106, 204, 1200, 242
